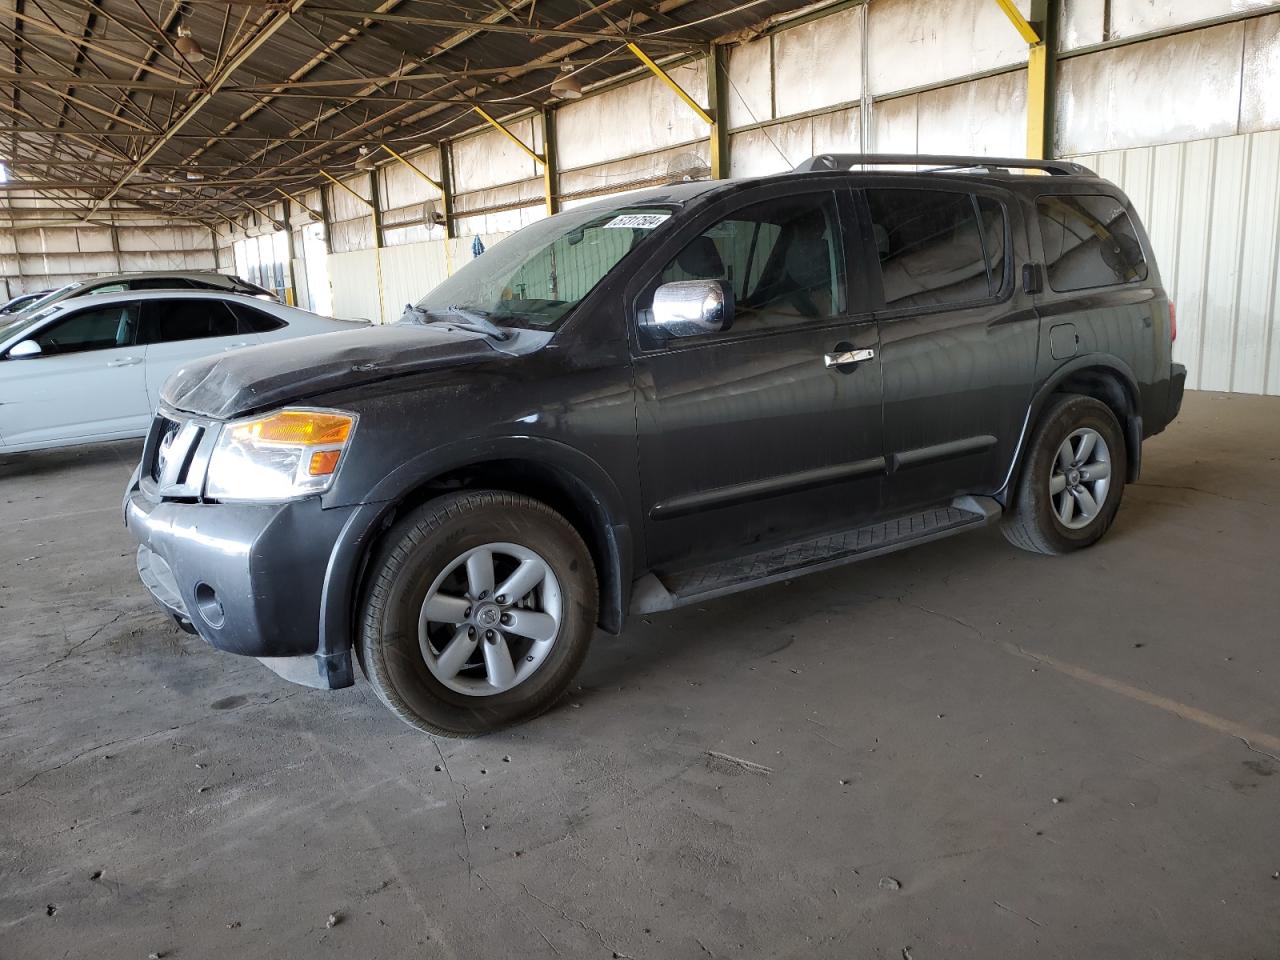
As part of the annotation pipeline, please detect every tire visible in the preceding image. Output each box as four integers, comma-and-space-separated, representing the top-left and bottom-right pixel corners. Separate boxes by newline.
358, 490, 597, 736
1001, 393, 1127, 556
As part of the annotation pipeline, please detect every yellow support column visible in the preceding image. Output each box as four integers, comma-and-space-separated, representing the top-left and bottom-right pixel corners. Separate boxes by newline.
995, 0, 1056, 160
472, 106, 544, 167
626, 43, 714, 126
1026, 42, 1048, 160
379, 144, 444, 191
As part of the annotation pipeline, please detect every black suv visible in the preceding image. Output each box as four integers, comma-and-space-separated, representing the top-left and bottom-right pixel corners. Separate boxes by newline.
125, 154, 1186, 736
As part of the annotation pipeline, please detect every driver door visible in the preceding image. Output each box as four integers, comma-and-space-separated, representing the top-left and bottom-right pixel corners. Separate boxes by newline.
630, 183, 885, 572
0, 301, 148, 448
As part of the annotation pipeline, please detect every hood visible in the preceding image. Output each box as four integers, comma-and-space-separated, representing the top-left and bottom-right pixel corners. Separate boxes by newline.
161, 323, 525, 420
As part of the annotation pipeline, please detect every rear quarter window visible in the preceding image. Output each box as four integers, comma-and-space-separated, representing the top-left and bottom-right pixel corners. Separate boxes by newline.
227, 302, 286, 333
1037, 194, 1147, 292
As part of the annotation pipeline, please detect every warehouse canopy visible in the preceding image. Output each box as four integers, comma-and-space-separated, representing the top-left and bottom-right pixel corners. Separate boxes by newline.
0, 0, 810, 223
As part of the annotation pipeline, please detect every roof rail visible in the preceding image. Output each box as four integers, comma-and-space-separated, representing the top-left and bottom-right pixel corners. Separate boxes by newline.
792, 153, 1095, 177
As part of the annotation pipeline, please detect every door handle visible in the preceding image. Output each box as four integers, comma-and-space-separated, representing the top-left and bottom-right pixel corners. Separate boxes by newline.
823, 348, 875, 368
223, 342, 249, 351
107, 356, 142, 367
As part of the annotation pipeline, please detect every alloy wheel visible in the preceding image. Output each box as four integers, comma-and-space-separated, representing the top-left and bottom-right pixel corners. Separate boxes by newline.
417, 542, 562, 696
1049, 427, 1111, 530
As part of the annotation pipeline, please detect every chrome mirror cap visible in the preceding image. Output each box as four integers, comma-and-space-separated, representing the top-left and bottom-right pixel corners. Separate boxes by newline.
650, 279, 734, 338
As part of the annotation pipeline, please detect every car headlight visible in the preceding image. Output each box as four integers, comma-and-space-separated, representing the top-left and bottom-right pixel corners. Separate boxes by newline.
205, 408, 357, 502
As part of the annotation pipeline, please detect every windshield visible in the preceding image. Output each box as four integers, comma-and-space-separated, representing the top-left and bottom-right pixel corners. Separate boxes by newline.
413, 204, 675, 332
0, 304, 58, 343
11, 282, 77, 318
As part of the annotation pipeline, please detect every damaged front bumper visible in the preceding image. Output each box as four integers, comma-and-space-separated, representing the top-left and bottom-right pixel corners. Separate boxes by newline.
125, 477, 357, 690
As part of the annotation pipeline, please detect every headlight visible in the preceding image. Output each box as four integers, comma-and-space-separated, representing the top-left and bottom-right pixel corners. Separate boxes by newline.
205, 408, 357, 502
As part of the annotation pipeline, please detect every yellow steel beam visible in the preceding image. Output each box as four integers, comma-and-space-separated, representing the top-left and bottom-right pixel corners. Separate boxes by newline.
246, 201, 287, 232
472, 106, 544, 167
379, 144, 443, 192
320, 169, 374, 208
994, 0, 1042, 44
626, 42, 714, 126
1026, 42, 1049, 159
275, 187, 323, 222
995, 1, 1050, 159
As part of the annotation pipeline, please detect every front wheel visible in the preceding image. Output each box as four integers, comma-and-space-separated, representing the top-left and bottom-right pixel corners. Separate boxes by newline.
359, 491, 597, 736
1001, 393, 1127, 555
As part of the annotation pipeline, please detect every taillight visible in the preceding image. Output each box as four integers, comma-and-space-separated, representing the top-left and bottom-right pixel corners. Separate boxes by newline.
1169, 302, 1177, 342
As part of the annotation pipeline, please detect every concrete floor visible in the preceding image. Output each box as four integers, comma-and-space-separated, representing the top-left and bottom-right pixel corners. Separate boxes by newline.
2, 390, 1278, 959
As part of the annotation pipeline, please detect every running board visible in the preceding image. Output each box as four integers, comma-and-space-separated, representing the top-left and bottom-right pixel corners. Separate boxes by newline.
631, 496, 1002, 613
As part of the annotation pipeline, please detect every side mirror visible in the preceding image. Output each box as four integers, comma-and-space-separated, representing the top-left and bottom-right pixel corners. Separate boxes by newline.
7, 339, 41, 359
650, 280, 734, 339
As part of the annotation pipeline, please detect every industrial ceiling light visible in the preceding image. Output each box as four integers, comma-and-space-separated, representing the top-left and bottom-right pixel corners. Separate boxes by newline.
185, 169, 204, 181
355, 145, 377, 171
550, 64, 583, 100
175, 25, 205, 63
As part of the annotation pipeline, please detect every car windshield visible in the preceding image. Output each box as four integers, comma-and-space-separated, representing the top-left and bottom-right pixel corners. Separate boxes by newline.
0, 304, 60, 343
412, 203, 676, 332
11, 282, 77, 318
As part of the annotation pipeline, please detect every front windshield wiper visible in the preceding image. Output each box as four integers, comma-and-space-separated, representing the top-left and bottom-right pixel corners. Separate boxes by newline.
407, 305, 512, 341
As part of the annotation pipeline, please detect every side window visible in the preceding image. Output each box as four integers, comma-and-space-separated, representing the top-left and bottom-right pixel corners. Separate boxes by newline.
227, 302, 286, 333
139, 299, 240, 344
1037, 194, 1147, 292
655, 191, 846, 335
30, 303, 139, 356
85, 282, 128, 296
866, 189, 1007, 310
130, 278, 194, 291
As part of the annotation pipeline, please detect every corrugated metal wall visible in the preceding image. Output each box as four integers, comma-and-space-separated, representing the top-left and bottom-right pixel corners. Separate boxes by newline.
1073, 130, 1280, 395
329, 233, 514, 324
219, 0, 1280, 400
0, 220, 217, 296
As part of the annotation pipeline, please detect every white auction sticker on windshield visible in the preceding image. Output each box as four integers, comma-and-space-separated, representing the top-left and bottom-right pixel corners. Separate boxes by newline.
603, 212, 670, 230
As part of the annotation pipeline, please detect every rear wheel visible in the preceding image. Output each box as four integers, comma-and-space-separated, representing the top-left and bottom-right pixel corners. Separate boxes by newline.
359, 491, 597, 736
1002, 393, 1126, 555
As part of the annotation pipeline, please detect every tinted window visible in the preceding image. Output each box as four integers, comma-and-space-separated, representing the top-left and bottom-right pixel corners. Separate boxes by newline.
657, 191, 846, 334
131, 278, 194, 291
1038, 194, 1147, 292
866, 189, 1007, 309
139, 299, 239, 344
232, 279, 275, 298
84, 282, 128, 295
227, 302, 286, 333
30, 303, 139, 356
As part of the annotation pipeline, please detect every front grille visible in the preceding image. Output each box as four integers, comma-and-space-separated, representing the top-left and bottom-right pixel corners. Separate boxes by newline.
150, 416, 181, 482
145, 411, 220, 500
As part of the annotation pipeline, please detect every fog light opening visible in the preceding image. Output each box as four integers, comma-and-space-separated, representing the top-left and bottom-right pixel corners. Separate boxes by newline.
194, 582, 225, 628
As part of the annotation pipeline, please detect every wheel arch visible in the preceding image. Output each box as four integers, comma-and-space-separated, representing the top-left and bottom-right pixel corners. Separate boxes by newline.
318, 437, 634, 662
1000, 355, 1142, 506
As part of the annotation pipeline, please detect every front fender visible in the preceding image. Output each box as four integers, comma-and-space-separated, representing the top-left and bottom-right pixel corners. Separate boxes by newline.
317, 435, 635, 658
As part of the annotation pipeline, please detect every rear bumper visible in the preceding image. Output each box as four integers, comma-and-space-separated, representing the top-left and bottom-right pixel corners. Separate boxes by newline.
125, 483, 358, 689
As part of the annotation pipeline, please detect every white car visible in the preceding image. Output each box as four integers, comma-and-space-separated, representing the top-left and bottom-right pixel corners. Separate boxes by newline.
0, 290, 367, 453
12, 271, 277, 319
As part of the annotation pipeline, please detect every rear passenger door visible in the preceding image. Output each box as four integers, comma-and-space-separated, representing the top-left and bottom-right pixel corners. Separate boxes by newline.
863, 184, 1038, 513
139, 298, 260, 408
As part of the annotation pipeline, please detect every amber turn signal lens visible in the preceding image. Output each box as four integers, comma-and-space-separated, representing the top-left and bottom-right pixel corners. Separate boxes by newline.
230, 410, 354, 445
308, 449, 342, 476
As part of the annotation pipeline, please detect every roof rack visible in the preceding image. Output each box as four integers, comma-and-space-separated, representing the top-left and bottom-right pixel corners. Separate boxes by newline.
792, 153, 1095, 177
